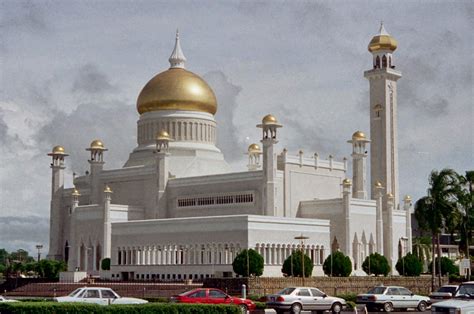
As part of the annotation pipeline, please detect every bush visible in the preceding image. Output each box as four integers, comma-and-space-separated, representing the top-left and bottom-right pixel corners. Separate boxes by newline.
396, 253, 423, 276
254, 301, 267, 309
35, 260, 66, 279
428, 257, 458, 276
322, 251, 352, 277
101, 258, 111, 271
232, 249, 264, 277
336, 292, 357, 303
281, 250, 313, 277
362, 253, 390, 276
0, 302, 242, 314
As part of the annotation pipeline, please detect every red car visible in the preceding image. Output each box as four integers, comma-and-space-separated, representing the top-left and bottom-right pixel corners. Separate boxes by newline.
171, 288, 256, 312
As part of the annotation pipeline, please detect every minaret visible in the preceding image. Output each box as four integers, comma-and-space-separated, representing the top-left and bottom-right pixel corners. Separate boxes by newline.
155, 130, 172, 218
385, 193, 395, 271
246, 143, 262, 171
86, 140, 107, 204
347, 131, 370, 199
47, 145, 68, 260
364, 23, 401, 207
169, 29, 186, 69
403, 195, 413, 253
257, 114, 282, 216
103, 185, 112, 261
69, 187, 80, 270
374, 181, 384, 254
342, 178, 352, 255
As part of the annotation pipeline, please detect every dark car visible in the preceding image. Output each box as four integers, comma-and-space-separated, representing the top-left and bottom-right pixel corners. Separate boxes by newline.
171, 288, 256, 313
429, 285, 458, 304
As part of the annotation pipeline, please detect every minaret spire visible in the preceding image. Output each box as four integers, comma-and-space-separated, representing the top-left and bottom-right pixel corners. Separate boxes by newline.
169, 29, 187, 69
379, 21, 389, 35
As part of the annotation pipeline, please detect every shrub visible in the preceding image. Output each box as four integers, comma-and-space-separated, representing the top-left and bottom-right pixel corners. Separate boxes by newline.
362, 253, 390, 276
232, 249, 264, 277
428, 257, 458, 276
281, 250, 313, 277
254, 301, 267, 309
395, 253, 423, 276
336, 292, 357, 303
35, 259, 66, 279
322, 251, 352, 277
101, 258, 111, 271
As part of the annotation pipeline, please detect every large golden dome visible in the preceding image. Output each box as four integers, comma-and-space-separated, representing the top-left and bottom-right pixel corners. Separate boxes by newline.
137, 68, 217, 115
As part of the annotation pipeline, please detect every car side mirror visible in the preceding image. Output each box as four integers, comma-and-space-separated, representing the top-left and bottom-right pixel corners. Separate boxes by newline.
323, 294, 327, 298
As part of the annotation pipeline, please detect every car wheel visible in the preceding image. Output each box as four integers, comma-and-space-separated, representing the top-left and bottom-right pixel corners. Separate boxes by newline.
383, 302, 393, 312
291, 302, 302, 314
417, 301, 427, 312
238, 304, 248, 313
331, 302, 342, 313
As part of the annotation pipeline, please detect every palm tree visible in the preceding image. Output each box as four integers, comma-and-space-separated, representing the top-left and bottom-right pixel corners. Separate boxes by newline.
456, 171, 473, 280
414, 168, 461, 290
412, 236, 432, 271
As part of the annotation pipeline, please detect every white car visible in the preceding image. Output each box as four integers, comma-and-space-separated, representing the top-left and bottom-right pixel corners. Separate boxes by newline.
54, 287, 148, 305
357, 285, 430, 312
0, 296, 19, 302
431, 281, 474, 314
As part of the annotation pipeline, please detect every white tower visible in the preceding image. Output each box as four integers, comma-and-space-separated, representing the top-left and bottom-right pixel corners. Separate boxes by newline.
348, 131, 370, 199
364, 23, 402, 207
246, 143, 262, 171
86, 140, 107, 204
155, 130, 172, 218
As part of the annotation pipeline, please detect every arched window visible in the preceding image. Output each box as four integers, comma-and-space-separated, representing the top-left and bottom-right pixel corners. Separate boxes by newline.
64, 241, 69, 264
382, 55, 387, 68
374, 104, 382, 118
389, 56, 392, 68
375, 56, 380, 68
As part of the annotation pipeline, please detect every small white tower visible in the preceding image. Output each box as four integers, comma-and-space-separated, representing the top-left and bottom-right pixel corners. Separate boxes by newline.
403, 195, 413, 253
374, 181, 384, 254
47, 145, 68, 260
257, 114, 282, 216
155, 130, 172, 218
347, 131, 370, 199
86, 140, 107, 204
246, 143, 262, 171
103, 185, 113, 261
341, 178, 352, 256
385, 192, 395, 272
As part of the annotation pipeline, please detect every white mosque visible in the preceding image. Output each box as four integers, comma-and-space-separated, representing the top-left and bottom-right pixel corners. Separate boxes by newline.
47, 24, 413, 280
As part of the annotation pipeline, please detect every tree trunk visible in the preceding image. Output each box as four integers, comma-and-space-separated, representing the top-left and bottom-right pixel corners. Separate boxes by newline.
437, 233, 442, 287
432, 232, 436, 292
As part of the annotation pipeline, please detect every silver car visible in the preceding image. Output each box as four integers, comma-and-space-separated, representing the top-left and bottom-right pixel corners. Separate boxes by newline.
429, 285, 458, 304
54, 287, 148, 305
357, 285, 430, 312
266, 286, 346, 314
431, 281, 474, 314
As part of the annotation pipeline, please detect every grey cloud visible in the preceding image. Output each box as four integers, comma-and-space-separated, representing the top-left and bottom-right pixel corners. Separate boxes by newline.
0, 216, 49, 256
0, 0, 49, 33
72, 64, 116, 94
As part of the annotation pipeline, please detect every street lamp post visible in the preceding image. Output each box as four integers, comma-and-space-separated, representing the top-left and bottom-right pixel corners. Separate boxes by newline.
36, 245, 43, 262
294, 234, 309, 285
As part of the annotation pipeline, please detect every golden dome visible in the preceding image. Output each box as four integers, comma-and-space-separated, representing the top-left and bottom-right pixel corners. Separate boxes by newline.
156, 130, 172, 141
404, 195, 412, 201
387, 192, 394, 198
352, 131, 366, 140
72, 188, 81, 197
51, 145, 66, 155
374, 181, 383, 188
262, 114, 278, 124
136, 68, 217, 115
90, 139, 105, 150
342, 178, 352, 186
104, 185, 113, 193
368, 23, 397, 52
248, 143, 261, 153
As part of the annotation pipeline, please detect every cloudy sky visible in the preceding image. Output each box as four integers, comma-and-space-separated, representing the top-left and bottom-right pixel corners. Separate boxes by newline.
0, 0, 472, 255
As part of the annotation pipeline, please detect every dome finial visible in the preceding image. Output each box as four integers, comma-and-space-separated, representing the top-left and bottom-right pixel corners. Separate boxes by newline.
379, 21, 389, 35
169, 29, 187, 69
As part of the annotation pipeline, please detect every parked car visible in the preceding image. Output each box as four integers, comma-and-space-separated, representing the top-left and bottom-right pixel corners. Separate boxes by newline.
0, 296, 19, 303
356, 285, 430, 312
429, 285, 458, 304
431, 281, 474, 314
170, 288, 256, 313
54, 287, 148, 305
265, 286, 346, 314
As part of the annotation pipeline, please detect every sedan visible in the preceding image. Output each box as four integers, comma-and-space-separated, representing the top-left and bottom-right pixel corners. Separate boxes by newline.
171, 288, 256, 313
431, 281, 474, 314
357, 285, 430, 312
429, 285, 458, 304
55, 287, 148, 305
266, 287, 346, 314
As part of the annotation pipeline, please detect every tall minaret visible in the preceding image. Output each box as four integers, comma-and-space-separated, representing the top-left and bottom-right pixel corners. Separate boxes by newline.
348, 131, 370, 199
364, 23, 401, 207
86, 140, 107, 204
47, 145, 68, 260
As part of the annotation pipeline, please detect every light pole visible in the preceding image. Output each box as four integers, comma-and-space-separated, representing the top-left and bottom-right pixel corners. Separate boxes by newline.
36, 244, 43, 262
466, 171, 473, 281
294, 234, 309, 285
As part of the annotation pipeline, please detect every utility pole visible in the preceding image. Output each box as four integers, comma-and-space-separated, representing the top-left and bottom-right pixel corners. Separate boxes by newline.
36, 245, 43, 262
295, 234, 309, 285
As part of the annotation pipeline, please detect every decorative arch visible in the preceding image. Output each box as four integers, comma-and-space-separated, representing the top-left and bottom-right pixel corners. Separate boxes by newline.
382, 55, 387, 68
376, 55, 380, 68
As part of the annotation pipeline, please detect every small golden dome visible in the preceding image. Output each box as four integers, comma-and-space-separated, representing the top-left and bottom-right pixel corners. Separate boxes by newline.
342, 178, 352, 186
404, 195, 412, 201
137, 68, 217, 115
368, 23, 397, 52
72, 188, 81, 196
104, 185, 113, 193
90, 139, 105, 150
248, 143, 261, 153
352, 131, 366, 140
156, 130, 172, 141
52, 145, 66, 155
374, 181, 383, 188
387, 192, 394, 198
262, 114, 278, 124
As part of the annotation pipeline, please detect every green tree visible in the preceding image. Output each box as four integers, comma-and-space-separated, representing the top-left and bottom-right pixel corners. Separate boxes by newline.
428, 257, 458, 276
322, 251, 352, 277
232, 249, 264, 277
362, 253, 390, 276
456, 171, 473, 259
282, 250, 313, 277
412, 236, 432, 266
101, 258, 111, 271
36, 260, 66, 279
396, 253, 423, 276
0, 248, 8, 265
415, 168, 462, 287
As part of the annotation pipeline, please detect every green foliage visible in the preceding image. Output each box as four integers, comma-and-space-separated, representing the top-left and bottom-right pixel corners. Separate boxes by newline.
36, 259, 66, 279
281, 250, 314, 277
362, 253, 390, 276
322, 251, 352, 277
428, 257, 458, 276
346, 301, 356, 310
412, 237, 432, 264
336, 293, 357, 303
232, 249, 264, 277
395, 253, 423, 276
254, 301, 267, 309
0, 302, 242, 314
101, 258, 111, 270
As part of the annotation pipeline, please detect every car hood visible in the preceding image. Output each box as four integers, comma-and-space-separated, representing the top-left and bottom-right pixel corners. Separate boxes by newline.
433, 299, 474, 308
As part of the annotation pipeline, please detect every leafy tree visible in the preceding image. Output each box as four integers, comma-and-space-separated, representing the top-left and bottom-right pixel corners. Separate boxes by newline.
362, 253, 390, 276
36, 260, 66, 279
232, 249, 264, 277
456, 171, 473, 258
282, 250, 313, 277
396, 253, 423, 276
322, 251, 352, 277
101, 258, 111, 271
0, 248, 8, 265
428, 257, 458, 276
412, 236, 432, 266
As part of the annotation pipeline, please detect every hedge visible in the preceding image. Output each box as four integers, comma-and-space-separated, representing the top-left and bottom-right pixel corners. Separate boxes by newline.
0, 302, 242, 314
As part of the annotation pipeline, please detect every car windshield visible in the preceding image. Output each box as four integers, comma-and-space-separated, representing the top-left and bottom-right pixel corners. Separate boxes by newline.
278, 288, 296, 295
438, 286, 457, 293
367, 287, 386, 294
68, 288, 83, 297
455, 284, 474, 299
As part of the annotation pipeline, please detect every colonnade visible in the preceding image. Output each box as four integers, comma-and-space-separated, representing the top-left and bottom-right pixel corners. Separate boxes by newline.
255, 243, 325, 266
138, 119, 217, 145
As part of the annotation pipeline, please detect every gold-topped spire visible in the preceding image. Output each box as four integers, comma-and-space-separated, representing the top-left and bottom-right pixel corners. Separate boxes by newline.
352, 131, 366, 140
262, 114, 278, 125
50, 145, 67, 155
72, 187, 81, 196
104, 185, 113, 193
342, 178, 352, 186
368, 22, 398, 53
89, 139, 105, 150
156, 130, 172, 141
248, 143, 261, 153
